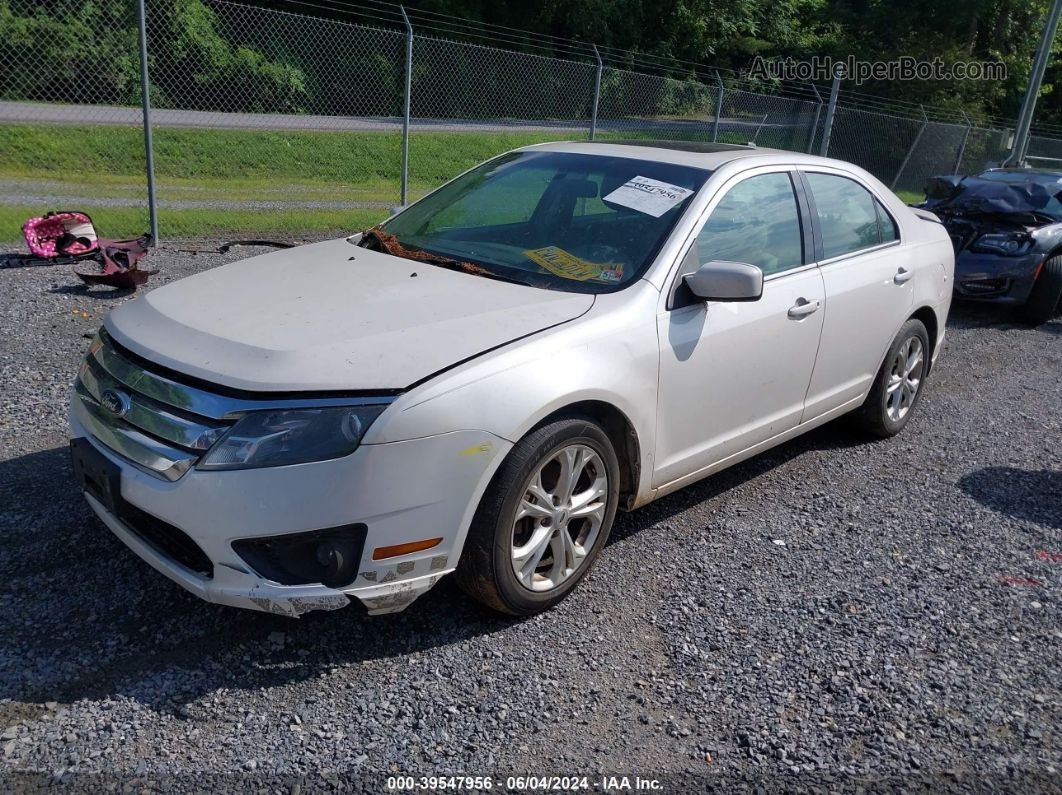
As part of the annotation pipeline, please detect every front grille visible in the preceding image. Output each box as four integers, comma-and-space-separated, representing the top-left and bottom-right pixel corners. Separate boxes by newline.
945, 221, 978, 253
73, 332, 234, 480
116, 499, 214, 578
73, 329, 395, 481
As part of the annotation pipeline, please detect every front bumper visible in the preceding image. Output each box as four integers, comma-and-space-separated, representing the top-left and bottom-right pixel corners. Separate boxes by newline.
71, 407, 509, 616
953, 250, 1043, 304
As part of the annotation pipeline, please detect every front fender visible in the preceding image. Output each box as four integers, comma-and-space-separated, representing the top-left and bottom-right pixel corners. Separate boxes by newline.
364, 285, 661, 501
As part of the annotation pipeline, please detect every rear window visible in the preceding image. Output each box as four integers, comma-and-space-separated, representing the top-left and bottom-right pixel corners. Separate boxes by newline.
806, 173, 894, 259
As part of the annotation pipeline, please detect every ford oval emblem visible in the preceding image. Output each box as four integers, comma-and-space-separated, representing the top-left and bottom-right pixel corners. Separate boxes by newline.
100, 389, 132, 418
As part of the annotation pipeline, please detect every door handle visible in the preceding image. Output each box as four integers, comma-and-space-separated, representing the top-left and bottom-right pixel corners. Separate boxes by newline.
894, 267, 914, 284
787, 298, 820, 319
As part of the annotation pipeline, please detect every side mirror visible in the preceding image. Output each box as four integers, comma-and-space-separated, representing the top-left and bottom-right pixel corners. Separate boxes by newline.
683, 260, 763, 302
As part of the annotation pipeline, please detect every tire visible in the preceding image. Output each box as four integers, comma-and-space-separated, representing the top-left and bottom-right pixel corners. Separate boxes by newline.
1022, 255, 1062, 326
455, 417, 620, 616
852, 318, 930, 438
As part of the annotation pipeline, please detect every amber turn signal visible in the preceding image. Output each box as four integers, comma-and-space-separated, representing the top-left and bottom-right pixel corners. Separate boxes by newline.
372, 537, 443, 561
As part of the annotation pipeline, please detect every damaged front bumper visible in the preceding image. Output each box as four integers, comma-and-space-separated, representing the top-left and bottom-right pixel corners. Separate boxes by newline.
84, 492, 448, 616
71, 409, 509, 616
953, 251, 1043, 304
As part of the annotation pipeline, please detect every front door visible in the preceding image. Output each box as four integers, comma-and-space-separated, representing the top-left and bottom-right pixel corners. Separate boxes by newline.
654, 170, 825, 488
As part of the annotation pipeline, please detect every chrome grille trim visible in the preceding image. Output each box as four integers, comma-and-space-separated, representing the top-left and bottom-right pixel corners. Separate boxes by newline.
74, 329, 396, 482
73, 386, 197, 480
79, 356, 226, 451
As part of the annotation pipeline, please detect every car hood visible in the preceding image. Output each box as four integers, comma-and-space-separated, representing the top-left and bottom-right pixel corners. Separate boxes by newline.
922, 175, 1062, 224
105, 237, 594, 392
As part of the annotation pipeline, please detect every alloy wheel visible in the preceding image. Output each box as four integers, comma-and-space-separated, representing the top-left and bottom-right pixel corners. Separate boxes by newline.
885, 335, 924, 422
510, 443, 609, 592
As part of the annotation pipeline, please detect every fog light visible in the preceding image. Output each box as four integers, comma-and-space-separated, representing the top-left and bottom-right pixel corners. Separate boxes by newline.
315, 539, 359, 586
232, 524, 367, 588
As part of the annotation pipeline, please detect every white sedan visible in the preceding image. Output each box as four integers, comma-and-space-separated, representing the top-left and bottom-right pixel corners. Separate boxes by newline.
69, 142, 954, 617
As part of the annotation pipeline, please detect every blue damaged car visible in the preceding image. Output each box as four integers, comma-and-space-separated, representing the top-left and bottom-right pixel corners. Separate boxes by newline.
920, 168, 1062, 325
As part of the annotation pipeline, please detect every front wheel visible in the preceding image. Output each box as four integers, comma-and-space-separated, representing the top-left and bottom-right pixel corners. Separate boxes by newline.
455, 418, 620, 616
1022, 255, 1062, 325
852, 318, 930, 438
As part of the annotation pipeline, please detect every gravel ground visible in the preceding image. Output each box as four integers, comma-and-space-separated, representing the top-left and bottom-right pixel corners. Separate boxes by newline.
0, 243, 1059, 793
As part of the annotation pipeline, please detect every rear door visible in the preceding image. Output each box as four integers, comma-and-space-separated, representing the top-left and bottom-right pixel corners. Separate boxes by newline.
798, 170, 914, 419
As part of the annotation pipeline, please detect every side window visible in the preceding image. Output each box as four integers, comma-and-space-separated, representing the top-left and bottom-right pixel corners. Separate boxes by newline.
694, 172, 803, 276
875, 199, 899, 243
806, 173, 892, 258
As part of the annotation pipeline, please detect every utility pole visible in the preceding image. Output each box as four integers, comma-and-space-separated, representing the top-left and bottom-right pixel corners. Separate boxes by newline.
1002, 0, 1062, 166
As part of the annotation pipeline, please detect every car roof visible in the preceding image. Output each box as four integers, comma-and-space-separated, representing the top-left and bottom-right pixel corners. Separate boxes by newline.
517, 139, 841, 170
980, 167, 1062, 177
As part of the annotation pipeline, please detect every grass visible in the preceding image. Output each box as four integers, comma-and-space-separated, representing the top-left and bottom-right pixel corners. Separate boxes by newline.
0, 204, 389, 241
0, 124, 581, 240
0, 122, 763, 241
0, 123, 572, 185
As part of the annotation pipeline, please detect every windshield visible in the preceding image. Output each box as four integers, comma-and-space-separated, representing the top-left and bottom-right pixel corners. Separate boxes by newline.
372, 151, 711, 292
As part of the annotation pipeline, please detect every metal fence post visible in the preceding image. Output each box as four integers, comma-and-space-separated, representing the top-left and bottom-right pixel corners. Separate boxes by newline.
589, 45, 603, 141
891, 105, 929, 190
954, 111, 972, 174
712, 71, 724, 142
1004, 0, 1062, 165
818, 68, 841, 157
135, 0, 158, 244
399, 5, 413, 207
807, 82, 823, 154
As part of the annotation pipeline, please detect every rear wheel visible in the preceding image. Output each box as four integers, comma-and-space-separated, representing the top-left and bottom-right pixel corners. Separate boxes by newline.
852, 319, 930, 438
455, 418, 620, 616
1022, 255, 1062, 326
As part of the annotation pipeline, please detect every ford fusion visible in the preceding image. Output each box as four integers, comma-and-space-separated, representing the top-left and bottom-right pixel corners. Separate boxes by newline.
70, 142, 954, 617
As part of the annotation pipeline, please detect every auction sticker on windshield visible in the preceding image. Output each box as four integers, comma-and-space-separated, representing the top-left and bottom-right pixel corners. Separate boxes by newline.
603, 176, 694, 217
525, 246, 624, 282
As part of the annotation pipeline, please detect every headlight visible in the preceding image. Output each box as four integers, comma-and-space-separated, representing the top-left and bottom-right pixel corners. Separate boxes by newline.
198, 405, 385, 471
971, 233, 1032, 256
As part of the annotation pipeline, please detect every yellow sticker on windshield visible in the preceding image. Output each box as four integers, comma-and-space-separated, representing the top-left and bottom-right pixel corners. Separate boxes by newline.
524, 246, 624, 283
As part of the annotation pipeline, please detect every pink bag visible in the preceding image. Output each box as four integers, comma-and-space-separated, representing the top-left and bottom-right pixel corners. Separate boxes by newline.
22, 211, 99, 258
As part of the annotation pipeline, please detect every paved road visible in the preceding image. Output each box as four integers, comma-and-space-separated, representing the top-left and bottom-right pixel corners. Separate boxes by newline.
0, 101, 808, 136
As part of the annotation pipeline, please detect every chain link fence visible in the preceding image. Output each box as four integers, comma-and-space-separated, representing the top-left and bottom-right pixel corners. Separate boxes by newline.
1, 0, 1059, 240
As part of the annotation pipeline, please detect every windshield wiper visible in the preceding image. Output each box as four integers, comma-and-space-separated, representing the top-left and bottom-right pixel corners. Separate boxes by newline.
358, 227, 529, 284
